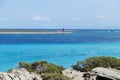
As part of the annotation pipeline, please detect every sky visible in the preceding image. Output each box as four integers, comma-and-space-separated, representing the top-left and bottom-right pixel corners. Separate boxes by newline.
0, 0, 120, 29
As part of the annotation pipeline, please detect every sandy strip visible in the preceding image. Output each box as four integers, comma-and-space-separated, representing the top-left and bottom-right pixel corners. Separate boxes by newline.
0, 32, 73, 34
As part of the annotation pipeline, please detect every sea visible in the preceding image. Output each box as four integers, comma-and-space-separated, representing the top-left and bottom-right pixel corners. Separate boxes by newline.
0, 29, 120, 71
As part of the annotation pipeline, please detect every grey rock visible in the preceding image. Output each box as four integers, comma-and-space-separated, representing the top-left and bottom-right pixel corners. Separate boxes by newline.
0, 68, 42, 80
92, 67, 120, 80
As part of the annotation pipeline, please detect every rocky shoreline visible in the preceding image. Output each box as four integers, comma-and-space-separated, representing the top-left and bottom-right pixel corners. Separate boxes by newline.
0, 68, 87, 80
0, 67, 120, 80
1, 56, 120, 80
1, 68, 120, 80
0, 68, 84, 80
0, 68, 42, 80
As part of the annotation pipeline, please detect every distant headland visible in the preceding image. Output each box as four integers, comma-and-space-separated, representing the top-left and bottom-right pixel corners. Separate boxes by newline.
0, 29, 73, 34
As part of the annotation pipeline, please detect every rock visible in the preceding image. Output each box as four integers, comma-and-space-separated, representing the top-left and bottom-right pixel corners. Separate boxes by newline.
0, 68, 42, 80
92, 67, 120, 80
62, 69, 84, 80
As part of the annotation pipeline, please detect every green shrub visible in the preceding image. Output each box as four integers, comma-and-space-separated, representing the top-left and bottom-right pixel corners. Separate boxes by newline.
19, 61, 69, 80
19, 61, 65, 74
41, 73, 72, 80
72, 56, 120, 72
19, 62, 34, 72
7, 68, 14, 72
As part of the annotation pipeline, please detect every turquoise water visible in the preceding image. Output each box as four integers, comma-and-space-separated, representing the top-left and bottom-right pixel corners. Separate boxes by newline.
1, 42, 120, 71
1, 29, 120, 71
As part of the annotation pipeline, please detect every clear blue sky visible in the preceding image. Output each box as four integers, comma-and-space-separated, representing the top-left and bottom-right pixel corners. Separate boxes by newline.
0, 0, 120, 29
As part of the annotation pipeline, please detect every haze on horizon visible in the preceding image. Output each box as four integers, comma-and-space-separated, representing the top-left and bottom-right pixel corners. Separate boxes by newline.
0, 0, 120, 29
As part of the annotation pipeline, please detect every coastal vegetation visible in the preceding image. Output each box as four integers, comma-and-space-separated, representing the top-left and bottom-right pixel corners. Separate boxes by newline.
19, 61, 64, 74
19, 61, 71, 80
72, 56, 120, 72
16, 56, 120, 80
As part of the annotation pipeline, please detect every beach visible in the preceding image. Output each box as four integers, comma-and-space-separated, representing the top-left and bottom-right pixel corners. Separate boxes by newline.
0, 30, 73, 34
0, 32, 72, 34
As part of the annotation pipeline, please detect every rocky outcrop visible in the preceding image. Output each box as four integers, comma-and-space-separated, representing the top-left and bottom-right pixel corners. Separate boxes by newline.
2, 67, 120, 80
0, 68, 42, 80
92, 67, 120, 80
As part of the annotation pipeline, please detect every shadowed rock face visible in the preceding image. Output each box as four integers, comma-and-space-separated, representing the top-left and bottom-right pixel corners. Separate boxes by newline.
0, 68, 42, 80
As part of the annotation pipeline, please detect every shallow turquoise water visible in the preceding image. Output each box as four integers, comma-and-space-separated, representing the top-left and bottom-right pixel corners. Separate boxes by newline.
1, 42, 120, 71
1, 29, 120, 71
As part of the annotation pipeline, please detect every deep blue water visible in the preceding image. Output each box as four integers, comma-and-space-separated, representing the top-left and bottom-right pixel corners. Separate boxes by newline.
0, 29, 120, 71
